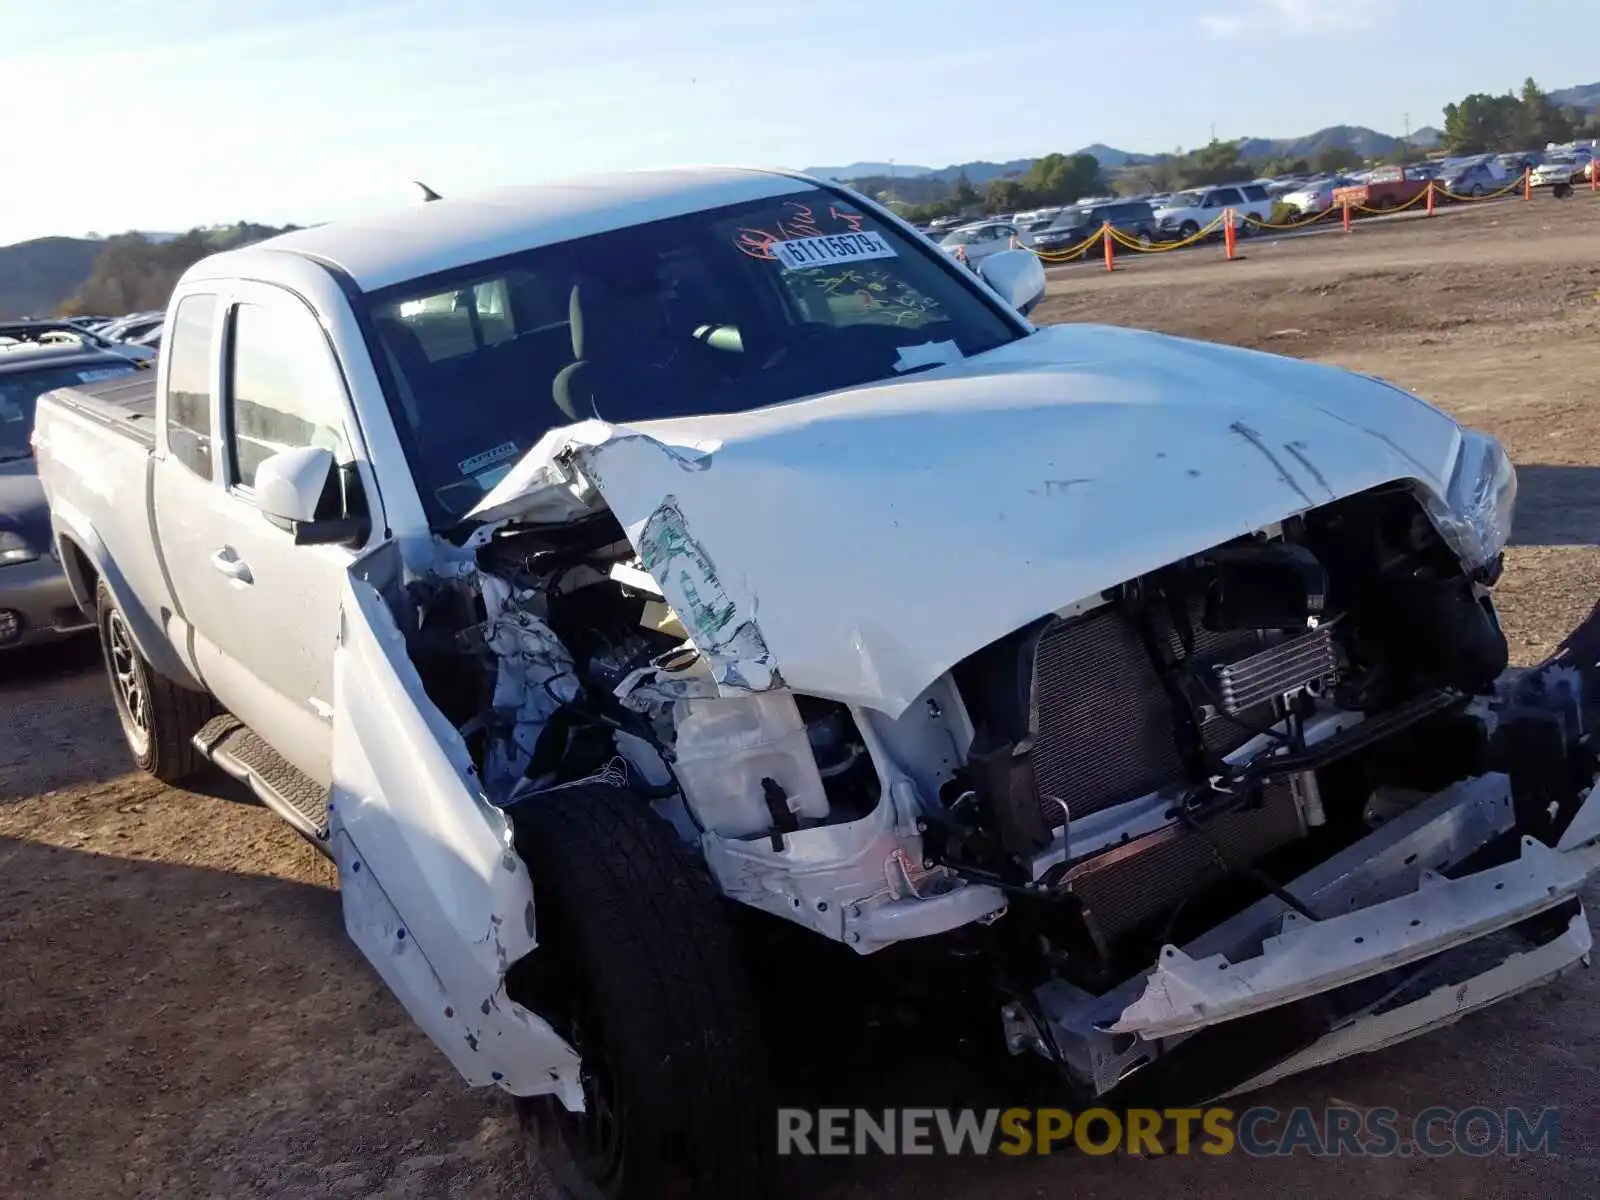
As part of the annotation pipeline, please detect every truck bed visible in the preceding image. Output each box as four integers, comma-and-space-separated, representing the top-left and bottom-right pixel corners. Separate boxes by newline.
46, 371, 159, 450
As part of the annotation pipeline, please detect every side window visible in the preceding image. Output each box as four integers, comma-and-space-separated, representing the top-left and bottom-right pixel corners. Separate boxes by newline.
226, 301, 351, 491
165, 294, 217, 480
1209, 188, 1242, 207
1242, 185, 1270, 203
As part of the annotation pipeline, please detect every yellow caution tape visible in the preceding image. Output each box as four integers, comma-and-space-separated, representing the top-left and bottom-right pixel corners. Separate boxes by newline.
1109, 215, 1225, 253
1432, 177, 1525, 203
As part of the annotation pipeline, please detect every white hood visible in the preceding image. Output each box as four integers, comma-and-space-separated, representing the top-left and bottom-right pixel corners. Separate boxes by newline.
467, 324, 1465, 716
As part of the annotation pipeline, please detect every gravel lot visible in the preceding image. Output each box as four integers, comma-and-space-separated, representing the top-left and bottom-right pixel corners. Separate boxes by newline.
3, 195, 1599, 1198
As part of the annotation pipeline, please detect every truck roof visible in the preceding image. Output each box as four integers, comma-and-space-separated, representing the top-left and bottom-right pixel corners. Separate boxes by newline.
215, 167, 812, 293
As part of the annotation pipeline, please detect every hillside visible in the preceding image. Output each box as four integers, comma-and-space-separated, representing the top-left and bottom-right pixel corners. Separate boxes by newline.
1073, 143, 1163, 169
62, 223, 297, 316
0, 237, 104, 319
1236, 124, 1404, 162
814, 122, 1437, 195
1550, 81, 1600, 111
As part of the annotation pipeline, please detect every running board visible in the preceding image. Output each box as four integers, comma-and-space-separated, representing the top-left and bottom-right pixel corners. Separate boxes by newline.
193, 714, 331, 855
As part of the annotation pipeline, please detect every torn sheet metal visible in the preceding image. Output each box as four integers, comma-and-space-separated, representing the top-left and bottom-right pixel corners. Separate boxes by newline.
1107, 788, 1600, 1040
477, 573, 580, 791
331, 572, 580, 1102
453, 322, 1467, 717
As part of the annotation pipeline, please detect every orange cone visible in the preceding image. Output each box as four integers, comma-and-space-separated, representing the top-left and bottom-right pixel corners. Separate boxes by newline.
1342, 201, 1351, 233
1102, 222, 1114, 272
1524, 166, 1532, 201
1224, 208, 1237, 259
1426, 181, 1436, 216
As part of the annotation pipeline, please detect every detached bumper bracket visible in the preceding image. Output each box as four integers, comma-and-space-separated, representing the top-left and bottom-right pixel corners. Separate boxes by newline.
1105, 801, 1600, 1040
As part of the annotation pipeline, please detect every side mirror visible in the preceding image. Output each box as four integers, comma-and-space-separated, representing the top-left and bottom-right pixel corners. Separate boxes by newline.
978, 249, 1047, 317
254, 445, 369, 547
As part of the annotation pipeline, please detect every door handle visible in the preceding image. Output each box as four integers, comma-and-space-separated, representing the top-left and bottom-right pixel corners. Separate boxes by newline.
209, 548, 254, 585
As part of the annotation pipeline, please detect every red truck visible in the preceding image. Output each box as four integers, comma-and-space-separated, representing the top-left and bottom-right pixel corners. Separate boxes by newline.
1331, 164, 1431, 212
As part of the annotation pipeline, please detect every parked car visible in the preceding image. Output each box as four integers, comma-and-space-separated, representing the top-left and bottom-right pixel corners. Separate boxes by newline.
32, 166, 1600, 1200
0, 319, 155, 364
1331, 164, 1430, 211
1278, 175, 1356, 215
1437, 162, 1499, 197
939, 219, 1029, 264
99, 311, 167, 345
1530, 156, 1584, 191
0, 342, 143, 650
1153, 182, 1272, 239
1031, 199, 1158, 251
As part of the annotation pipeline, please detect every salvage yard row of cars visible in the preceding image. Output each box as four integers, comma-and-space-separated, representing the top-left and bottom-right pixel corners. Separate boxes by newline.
10, 165, 1600, 1199
926, 142, 1600, 256
0, 322, 154, 650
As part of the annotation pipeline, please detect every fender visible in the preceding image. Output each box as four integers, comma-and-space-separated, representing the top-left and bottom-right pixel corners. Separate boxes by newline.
48, 493, 205, 692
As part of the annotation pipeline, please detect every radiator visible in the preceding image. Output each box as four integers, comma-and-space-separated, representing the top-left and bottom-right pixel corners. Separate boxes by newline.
1066, 778, 1307, 946
1029, 604, 1260, 826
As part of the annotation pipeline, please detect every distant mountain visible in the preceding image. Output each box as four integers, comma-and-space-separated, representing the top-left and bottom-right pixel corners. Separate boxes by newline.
1073, 143, 1162, 169
1235, 124, 1404, 161
1549, 81, 1600, 112
1410, 126, 1444, 149
0, 236, 103, 318
922, 159, 1036, 184
805, 162, 933, 181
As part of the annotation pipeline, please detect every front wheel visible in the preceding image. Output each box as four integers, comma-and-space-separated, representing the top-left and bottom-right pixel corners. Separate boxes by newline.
514, 784, 773, 1199
1178, 220, 1200, 240
97, 582, 212, 782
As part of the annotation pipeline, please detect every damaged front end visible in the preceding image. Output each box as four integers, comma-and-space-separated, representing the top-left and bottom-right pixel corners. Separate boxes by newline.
337, 396, 1597, 1110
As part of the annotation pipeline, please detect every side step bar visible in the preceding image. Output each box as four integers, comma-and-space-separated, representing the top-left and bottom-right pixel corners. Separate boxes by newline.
193, 714, 332, 856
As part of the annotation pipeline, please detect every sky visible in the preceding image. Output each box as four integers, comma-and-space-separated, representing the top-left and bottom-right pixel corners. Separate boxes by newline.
1, 0, 1595, 245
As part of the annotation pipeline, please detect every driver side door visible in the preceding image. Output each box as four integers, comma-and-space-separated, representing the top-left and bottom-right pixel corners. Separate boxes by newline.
157, 281, 378, 786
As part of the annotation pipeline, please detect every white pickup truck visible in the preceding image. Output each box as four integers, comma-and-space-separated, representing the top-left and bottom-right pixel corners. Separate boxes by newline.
32, 167, 1600, 1198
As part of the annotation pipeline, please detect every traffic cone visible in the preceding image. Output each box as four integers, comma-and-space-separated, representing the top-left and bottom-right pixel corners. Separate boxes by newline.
1224, 208, 1237, 259
1342, 201, 1351, 233
1102, 223, 1114, 272
1426, 181, 1436, 217
1524, 167, 1532, 201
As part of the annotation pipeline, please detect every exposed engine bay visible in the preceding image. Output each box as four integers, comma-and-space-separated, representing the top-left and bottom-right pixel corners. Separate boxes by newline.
397, 480, 1597, 1100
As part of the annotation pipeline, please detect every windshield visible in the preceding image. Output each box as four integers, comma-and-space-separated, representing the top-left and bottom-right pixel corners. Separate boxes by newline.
365, 188, 1023, 524
0, 360, 136, 460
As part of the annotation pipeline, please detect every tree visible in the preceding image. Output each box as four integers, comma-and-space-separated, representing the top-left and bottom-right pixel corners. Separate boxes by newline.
1313, 145, 1363, 175
951, 172, 979, 206
1514, 77, 1573, 147
1255, 155, 1311, 177
984, 178, 1025, 213
1443, 94, 1509, 153
1182, 139, 1245, 187
1021, 152, 1102, 204
66, 223, 297, 314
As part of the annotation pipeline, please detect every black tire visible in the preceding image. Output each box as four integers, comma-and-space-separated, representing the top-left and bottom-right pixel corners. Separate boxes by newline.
96, 582, 212, 783
1178, 220, 1200, 240
514, 785, 772, 1200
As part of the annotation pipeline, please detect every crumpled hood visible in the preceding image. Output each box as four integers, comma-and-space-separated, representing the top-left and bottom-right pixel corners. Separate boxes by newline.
469, 323, 1466, 715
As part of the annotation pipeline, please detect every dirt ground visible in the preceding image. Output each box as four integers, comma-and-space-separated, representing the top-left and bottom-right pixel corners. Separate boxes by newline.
4, 195, 1600, 1198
